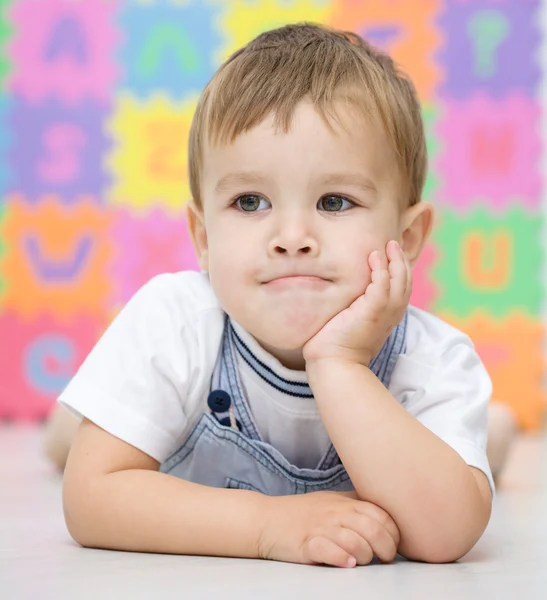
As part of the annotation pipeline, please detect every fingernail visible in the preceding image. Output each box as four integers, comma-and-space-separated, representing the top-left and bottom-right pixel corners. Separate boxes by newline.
346, 556, 356, 568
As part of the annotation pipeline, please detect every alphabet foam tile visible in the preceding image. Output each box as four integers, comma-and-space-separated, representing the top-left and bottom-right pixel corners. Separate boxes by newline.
6, 0, 120, 104
330, 0, 442, 103
106, 92, 196, 214
409, 243, 438, 311
0, 310, 107, 422
438, 0, 541, 98
109, 207, 199, 307
432, 205, 542, 318
0, 94, 10, 196
0, 0, 11, 88
216, 0, 333, 65
422, 103, 440, 203
9, 98, 111, 203
437, 311, 546, 431
0, 200, 6, 302
0, 195, 114, 320
118, 0, 220, 98
436, 93, 541, 211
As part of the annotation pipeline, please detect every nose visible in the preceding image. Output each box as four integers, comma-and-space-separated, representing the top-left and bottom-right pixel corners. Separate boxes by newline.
268, 212, 319, 257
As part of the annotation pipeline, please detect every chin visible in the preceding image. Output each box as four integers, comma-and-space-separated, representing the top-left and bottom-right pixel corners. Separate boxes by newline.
254, 312, 329, 351
229, 293, 343, 349
258, 328, 312, 351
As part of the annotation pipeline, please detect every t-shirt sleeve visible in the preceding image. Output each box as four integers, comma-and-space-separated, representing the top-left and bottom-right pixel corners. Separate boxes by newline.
57, 274, 198, 462
390, 322, 495, 499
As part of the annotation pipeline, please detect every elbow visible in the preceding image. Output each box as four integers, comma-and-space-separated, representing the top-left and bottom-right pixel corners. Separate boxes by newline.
64, 511, 90, 548
62, 473, 103, 549
401, 482, 492, 564
63, 493, 98, 548
399, 509, 491, 564
402, 540, 476, 564
399, 522, 490, 564
62, 493, 94, 548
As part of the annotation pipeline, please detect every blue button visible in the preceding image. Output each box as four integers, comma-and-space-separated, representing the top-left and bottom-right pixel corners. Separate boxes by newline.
219, 416, 242, 430
207, 390, 231, 413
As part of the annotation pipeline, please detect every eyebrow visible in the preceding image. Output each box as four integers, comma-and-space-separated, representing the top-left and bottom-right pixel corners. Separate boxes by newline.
214, 171, 272, 194
213, 171, 378, 195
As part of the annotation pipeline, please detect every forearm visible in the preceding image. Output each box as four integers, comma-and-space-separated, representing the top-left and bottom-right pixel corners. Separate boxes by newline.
64, 469, 266, 558
306, 358, 490, 562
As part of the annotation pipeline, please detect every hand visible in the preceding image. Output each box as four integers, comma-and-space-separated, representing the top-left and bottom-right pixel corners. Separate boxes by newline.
257, 490, 401, 568
303, 240, 411, 367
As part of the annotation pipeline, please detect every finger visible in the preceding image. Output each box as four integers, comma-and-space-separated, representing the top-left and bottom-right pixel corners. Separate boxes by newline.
390, 241, 413, 300
370, 249, 389, 282
342, 513, 398, 563
374, 246, 389, 269
352, 502, 401, 548
386, 241, 408, 304
304, 535, 357, 568
367, 251, 390, 306
404, 249, 413, 299
327, 527, 375, 566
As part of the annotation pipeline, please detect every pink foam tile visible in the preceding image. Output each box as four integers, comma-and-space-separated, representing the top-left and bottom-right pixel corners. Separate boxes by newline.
7, 0, 121, 103
109, 206, 199, 306
0, 311, 107, 422
409, 242, 437, 310
435, 93, 541, 210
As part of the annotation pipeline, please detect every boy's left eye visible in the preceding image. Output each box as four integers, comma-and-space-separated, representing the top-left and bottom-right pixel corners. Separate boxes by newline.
319, 195, 354, 212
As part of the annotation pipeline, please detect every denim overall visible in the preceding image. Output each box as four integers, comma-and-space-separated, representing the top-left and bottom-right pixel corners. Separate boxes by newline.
160, 311, 408, 495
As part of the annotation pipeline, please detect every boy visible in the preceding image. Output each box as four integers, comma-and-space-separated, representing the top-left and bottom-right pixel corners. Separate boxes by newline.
58, 23, 494, 569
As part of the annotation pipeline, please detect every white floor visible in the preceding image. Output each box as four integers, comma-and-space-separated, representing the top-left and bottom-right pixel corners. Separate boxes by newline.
1, 424, 546, 600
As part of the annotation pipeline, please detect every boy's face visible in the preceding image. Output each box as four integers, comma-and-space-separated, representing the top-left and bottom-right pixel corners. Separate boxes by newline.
190, 100, 426, 369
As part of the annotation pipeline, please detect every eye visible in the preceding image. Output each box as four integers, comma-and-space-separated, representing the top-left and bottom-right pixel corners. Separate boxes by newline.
234, 194, 270, 212
319, 195, 354, 212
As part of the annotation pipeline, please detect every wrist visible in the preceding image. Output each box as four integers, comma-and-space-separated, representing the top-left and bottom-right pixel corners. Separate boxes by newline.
255, 493, 279, 560
224, 488, 274, 559
305, 355, 371, 375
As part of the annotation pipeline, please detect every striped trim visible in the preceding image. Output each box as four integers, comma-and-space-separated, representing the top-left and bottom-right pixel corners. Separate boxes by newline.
229, 310, 407, 399
230, 323, 314, 398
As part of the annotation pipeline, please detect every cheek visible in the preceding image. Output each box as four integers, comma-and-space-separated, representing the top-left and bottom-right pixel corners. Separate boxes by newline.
206, 235, 254, 312
337, 242, 374, 297
207, 249, 236, 298
338, 219, 396, 291
346, 252, 371, 280
208, 236, 251, 279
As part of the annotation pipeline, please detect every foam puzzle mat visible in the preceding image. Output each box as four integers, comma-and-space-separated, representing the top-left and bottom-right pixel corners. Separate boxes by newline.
0, 0, 545, 429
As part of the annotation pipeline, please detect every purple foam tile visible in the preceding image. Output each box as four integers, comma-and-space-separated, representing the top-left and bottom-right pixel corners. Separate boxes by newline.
9, 98, 111, 203
438, 0, 541, 98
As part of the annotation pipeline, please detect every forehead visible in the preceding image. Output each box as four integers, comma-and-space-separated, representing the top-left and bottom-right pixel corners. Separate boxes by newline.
202, 101, 401, 194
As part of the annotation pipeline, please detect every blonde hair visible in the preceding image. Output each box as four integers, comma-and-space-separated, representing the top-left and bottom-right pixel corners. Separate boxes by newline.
188, 22, 426, 208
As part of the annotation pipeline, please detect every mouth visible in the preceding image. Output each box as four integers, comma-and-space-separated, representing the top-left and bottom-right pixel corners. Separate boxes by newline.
263, 275, 331, 290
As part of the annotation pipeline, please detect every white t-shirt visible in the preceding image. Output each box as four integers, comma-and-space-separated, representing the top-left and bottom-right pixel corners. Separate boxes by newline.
58, 270, 495, 496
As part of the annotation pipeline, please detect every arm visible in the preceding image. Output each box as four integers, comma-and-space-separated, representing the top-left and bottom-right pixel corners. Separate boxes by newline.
63, 418, 265, 558
64, 418, 403, 568
306, 358, 492, 563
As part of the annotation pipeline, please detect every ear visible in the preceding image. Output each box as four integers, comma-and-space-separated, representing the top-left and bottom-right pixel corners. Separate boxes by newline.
400, 202, 434, 268
186, 200, 209, 271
